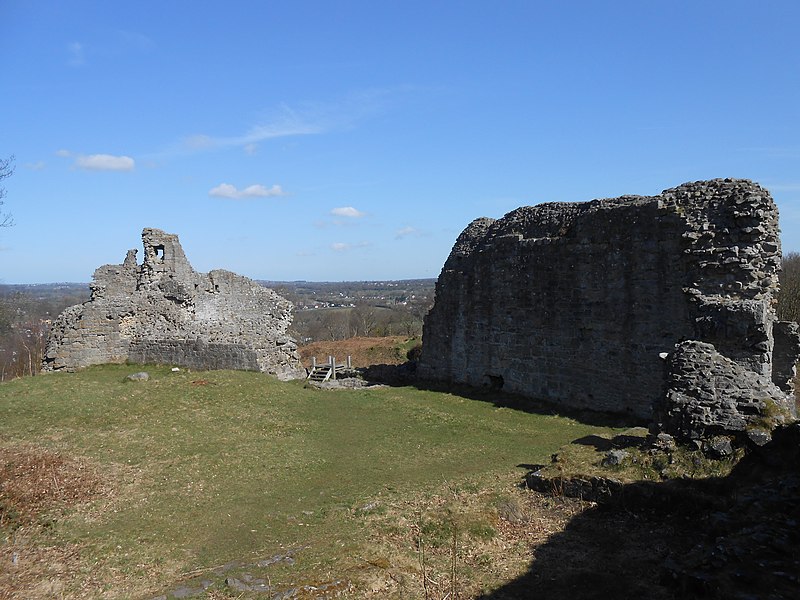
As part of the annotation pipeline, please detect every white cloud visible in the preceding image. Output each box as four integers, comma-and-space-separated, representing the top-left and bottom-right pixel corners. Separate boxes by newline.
75, 154, 135, 171
395, 226, 417, 239
330, 206, 365, 218
55, 149, 72, 157
330, 241, 370, 252
24, 161, 46, 171
67, 42, 85, 67
209, 183, 286, 199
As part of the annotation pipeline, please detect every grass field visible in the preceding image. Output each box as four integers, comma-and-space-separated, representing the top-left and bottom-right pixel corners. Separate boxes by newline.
0, 365, 620, 599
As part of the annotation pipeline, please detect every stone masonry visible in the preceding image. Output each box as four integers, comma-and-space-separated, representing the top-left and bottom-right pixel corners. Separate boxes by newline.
419, 179, 800, 434
43, 228, 304, 380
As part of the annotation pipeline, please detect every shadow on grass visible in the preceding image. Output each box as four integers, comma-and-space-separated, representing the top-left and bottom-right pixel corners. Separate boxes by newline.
361, 362, 642, 429
479, 424, 800, 600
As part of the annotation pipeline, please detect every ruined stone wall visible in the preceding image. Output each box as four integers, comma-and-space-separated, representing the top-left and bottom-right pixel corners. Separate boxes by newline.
419, 179, 800, 423
43, 228, 304, 380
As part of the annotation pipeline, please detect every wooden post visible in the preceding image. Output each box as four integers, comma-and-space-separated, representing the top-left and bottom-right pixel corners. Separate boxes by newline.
332, 356, 337, 380
312, 356, 317, 368
347, 355, 352, 369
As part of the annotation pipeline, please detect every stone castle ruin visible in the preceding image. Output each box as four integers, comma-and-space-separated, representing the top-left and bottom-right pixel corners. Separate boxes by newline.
43, 228, 304, 380
419, 179, 800, 439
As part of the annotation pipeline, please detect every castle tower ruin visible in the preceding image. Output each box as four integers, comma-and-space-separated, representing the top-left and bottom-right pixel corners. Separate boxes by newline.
43, 228, 304, 380
419, 179, 800, 437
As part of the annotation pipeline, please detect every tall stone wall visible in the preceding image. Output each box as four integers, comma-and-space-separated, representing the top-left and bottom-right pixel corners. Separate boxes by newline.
43, 228, 304, 380
419, 179, 800, 425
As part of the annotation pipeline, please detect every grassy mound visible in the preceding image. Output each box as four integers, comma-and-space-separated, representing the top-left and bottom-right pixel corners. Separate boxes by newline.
0, 365, 617, 598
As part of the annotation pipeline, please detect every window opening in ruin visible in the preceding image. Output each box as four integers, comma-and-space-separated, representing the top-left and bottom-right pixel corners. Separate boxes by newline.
154, 245, 165, 262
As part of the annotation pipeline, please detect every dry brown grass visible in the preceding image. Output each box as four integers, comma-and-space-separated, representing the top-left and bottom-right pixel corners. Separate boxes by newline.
299, 336, 415, 368
342, 473, 591, 599
0, 442, 104, 529
0, 441, 113, 599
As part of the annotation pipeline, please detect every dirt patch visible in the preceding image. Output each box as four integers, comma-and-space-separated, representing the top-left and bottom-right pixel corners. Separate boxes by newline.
299, 336, 416, 369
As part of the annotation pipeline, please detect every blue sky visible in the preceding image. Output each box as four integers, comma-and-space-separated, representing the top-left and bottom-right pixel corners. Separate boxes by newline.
2, 1, 799, 284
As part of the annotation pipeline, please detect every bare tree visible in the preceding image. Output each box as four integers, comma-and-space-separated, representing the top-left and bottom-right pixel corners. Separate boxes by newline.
350, 303, 378, 337
778, 252, 800, 323
322, 310, 350, 340
0, 155, 14, 228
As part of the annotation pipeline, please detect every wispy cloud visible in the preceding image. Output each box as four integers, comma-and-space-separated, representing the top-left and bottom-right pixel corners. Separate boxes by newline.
331, 241, 370, 252
67, 42, 85, 67
209, 183, 286, 199
156, 88, 411, 160
57, 150, 135, 171
176, 107, 322, 156
395, 226, 418, 239
24, 161, 46, 171
330, 206, 365, 218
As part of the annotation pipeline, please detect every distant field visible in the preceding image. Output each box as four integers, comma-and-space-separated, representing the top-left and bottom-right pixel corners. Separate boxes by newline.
0, 365, 618, 598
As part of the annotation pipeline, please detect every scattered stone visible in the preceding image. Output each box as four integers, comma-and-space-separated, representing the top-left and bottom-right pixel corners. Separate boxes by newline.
746, 429, 772, 446
602, 449, 629, 467
649, 432, 676, 452
170, 582, 212, 599
43, 228, 304, 380
125, 371, 149, 382
705, 435, 734, 458
256, 553, 296, 568
225, 576, 271, 593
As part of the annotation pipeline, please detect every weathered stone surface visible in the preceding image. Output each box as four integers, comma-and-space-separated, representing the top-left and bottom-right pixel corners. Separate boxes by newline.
419, 179, 800, 430
601, 449, 629, 467
125, 371, 150, 382
43, 228, 304, 379
661, 340, 792, 440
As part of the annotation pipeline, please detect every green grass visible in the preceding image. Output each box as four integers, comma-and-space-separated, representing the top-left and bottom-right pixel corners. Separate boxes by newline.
0, 365, 619, 597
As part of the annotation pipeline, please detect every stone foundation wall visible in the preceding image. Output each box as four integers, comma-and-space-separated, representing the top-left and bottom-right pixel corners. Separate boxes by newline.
43, 228, 304, 379
419, 179, 800, 421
